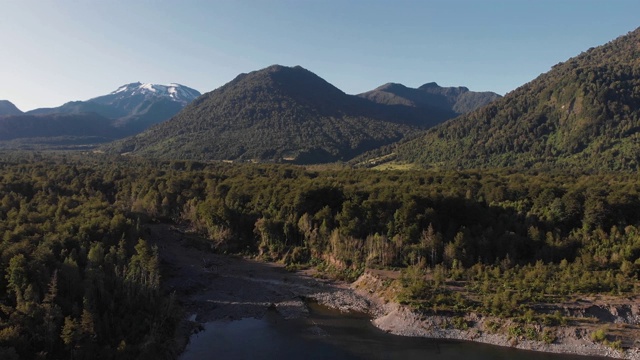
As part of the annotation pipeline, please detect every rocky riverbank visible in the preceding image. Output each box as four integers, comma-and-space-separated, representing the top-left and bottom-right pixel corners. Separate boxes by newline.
150, 224, 374, 354
150, 224, 639, 359
352, 271, 640, 360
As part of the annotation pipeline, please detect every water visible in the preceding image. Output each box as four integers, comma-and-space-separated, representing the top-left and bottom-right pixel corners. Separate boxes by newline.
181, 303, 606, 360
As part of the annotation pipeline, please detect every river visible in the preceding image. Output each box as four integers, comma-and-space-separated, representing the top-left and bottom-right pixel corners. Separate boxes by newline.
180, 302, 607, 360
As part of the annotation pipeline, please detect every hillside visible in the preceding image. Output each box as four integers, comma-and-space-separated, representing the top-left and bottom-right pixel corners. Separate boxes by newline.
0, 113, 123, 148
0, 100, 23, 116
389, 27, 640, 171
358, 82, 500, 115
107, 65, 456, 164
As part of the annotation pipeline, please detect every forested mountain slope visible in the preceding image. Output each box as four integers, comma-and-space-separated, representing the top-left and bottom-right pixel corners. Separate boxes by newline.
0, 113, 122, 143
106, 65, 456, 164
393, 27, 640, 171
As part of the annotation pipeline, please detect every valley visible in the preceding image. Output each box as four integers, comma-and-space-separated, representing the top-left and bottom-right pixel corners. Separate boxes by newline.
0, 155, 638, 359
0, 18, 639, 360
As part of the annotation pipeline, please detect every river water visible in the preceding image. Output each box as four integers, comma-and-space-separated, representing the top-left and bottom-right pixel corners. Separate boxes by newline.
181, 302, 606, 360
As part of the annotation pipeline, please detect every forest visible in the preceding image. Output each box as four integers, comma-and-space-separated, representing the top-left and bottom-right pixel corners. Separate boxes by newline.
388, 28, 640, 172
0, 152, 639, 358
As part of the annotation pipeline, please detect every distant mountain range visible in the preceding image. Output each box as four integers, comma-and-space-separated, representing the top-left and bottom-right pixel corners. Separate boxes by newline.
0, 113, 120, 142
358, 82, 500, 115
0, 83, 200, 148
376, 27, 640, 171
106, 65, 493, 163
4, 28, 640, 171
0, 100, 23, 116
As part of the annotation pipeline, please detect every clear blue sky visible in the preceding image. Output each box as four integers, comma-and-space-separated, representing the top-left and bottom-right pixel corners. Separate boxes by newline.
1, 0, 639, 111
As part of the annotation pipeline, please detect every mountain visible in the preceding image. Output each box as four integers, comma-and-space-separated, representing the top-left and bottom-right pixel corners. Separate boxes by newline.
95, 82, 201, 133
0, 83, 200, 148
27, 82, 201, 134
358, 82, 500, 115
389, 27, 640, 171
95, 82, 201, 107
0, 100, 23, 116
106, 65, 458, 163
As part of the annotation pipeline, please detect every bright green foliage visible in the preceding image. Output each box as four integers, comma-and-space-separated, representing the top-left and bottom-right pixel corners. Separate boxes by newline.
591, 328, 607, 342
590, 327, 623, 350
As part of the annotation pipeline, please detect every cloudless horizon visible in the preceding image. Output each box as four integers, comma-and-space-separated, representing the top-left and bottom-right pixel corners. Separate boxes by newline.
1, 0, 639, 111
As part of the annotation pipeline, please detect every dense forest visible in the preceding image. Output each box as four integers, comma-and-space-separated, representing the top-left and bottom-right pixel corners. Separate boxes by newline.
0, 155, 179, 359
387, 27, 640, 171
0, 153, 638, 358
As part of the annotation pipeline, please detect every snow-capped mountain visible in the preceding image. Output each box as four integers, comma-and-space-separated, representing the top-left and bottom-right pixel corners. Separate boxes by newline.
25, 82, 201, 135
0, 82, 201, 147
28, 82, 201, 117
107, 82, 201, 105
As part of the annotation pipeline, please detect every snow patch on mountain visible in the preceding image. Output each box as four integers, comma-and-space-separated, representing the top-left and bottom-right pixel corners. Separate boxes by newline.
103, 82, 201, 105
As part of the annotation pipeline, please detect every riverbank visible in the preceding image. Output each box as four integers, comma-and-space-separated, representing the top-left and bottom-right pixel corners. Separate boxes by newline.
149, 224, 639, 359
352, 271, 640, 360
149, 224, 372, 355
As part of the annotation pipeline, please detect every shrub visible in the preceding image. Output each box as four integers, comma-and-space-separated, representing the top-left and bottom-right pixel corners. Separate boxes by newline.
508, 325, 524, 339
525, 326, 538, 341
590, 328, 607, 342
606, 339, 622, 351
542, 329, 557, 344
484, 320, 501, 333
450, 316, 470, 330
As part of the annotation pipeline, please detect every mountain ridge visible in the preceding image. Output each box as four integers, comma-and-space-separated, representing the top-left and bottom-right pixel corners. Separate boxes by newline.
106, 65, 467, 163
0, 100, 23, 116
358, 81, 501, 115
388, 27, 640, 171
26, 82, 201, 132
0, 82, 201, 147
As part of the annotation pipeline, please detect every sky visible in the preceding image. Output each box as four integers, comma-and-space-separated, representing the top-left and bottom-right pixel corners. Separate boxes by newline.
1, 0, 639, 111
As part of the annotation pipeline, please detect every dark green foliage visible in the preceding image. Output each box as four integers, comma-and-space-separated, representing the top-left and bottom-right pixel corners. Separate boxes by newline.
394, 27, 640, 171
35, 155, 637, 295
0, 113, 123, 142
106, 65, 457, 164
0, 157, 179, 359
1, 153, 639, 358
